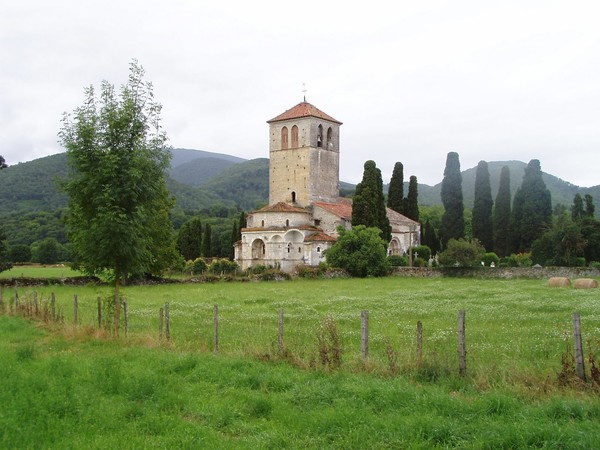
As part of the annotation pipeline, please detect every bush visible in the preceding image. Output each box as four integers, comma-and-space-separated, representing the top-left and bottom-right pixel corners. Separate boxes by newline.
482, 252, 500, 267
208, 258, 238, 275
388, 255, 408, 267
324, 226, 389, 277
506, 253, 533, 267
411, 245, 431, 262
185, 257, 207, 275
438, 239, 485, 268
9, 244, 32, 264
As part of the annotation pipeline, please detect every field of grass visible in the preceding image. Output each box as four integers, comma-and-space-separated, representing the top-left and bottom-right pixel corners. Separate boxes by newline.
0, 264, 85, 279
2, 276, 600, 447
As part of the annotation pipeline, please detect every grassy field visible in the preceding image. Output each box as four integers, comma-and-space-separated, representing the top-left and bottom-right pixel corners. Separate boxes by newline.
0, 264, 85, 279
2, 276, 600, 447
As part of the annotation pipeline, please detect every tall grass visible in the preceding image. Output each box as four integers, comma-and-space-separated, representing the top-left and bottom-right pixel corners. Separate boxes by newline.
4, 277, 600, 391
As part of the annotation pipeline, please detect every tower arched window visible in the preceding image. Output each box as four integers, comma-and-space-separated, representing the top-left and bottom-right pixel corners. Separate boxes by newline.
327, 127, 333, 149
291, 191, 296, 203
317, 125, 323, 147
291, 125, 299, 148
281, 127, 289, 150
286, 219, 289, 227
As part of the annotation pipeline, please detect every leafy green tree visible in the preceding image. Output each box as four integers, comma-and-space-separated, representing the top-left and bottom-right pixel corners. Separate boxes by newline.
387, 162, 404, 214
325, 225, 390, 277
571, 193, 584, 221
510, 159, 552, 253
0, 157, 12, 273
438, 238, 485, 268
32, 237, 63, 264
352, 161, 391, 242
584, 194, 595, 218
203, 223, 212, 257
440, 152, 465, 248
531, 211, 585, 266
404, 175, 419, 222
0, 230, 12, 273
229, 219, 239, 260
493, 166, 511, 257
581, 216, 600, 263
9, 244, 32, 263
177, 217, 202, 260
472, 161, 493, 251
59, 61, 178, 334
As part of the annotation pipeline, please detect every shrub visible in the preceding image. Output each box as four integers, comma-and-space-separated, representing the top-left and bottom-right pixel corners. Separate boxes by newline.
325, 225, 390, 277
185, 257, 207, 275
387, 255, 408, 267
482, 252, 500, 267
506, 253, 533, 267
411, 245, 431, 262
438, 239, 485, 268
208, 258, 238, 275
9, 244, 32, 264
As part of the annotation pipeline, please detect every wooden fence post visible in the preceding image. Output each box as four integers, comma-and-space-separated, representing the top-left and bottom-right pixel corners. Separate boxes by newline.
73, 295, 78, 326
361, 310, 369, 361
278, 308, 284, 353
458, 310, 467, 377
213, 304, 219, 354
97, 297, 102, 329
51, 293, 56, 322
159, 307, 164, 340
416, 320, 423, 368
165, 302, 170, 341
123, 300, 128, 337
573, 312, 586, 382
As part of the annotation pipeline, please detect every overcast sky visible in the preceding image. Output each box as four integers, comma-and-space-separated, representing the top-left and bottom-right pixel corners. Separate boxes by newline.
1, 0, 599, 187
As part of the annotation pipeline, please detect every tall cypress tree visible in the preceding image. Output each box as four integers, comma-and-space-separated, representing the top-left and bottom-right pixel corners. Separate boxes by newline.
493, 166, 511, 257
422, 219, 440, 255
440, 152, 464, 248
510, 159, 552, 253
229, 219, 239, 260
177, 217, 203, 260
571, 194, 584, 221
352, 160, 391, 242
202, 223, 212, 257
404, 175, 419, 222
472, 161, 494, 251
387, 162, 404, 214
585, 194, 595, 218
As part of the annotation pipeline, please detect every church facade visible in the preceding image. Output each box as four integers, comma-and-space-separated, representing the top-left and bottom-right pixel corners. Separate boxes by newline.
234, 101, 420, 272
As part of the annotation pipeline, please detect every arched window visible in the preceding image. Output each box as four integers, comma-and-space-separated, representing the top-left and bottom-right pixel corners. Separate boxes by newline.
291, 125, 299, 147
291, 191, 296, 203
327, 127, 333, 149
317, 246, 321, 253
286, 219, 289, 227
317, 125, 323, 147
261, 220, 265, 227
281, 127, 289, 150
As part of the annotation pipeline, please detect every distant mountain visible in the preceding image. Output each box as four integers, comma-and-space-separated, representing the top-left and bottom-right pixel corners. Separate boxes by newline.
1, 150, 599, 220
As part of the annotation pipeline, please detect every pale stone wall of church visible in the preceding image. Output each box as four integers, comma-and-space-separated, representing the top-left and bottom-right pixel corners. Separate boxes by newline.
247, 210, 310, 228
312, 207, 351, 238
269, 117, 340, 207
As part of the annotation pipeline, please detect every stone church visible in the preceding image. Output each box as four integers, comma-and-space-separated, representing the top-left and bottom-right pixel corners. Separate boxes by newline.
234, 100, 420, 272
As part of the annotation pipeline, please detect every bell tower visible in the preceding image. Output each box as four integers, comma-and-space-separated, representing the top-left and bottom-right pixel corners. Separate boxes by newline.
267, 101, 342, 207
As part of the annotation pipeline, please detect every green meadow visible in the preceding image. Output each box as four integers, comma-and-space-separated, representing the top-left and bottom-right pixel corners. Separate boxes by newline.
1, 276, 600, 448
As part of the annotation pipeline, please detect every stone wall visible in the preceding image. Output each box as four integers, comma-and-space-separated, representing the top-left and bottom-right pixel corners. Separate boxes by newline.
391, 266, 600, 279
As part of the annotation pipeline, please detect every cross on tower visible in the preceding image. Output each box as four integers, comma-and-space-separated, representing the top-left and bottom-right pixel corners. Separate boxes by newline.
302, 83, 307, 102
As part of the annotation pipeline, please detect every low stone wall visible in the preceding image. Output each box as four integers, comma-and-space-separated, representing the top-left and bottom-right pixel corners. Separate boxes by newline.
391, 266, 600, 279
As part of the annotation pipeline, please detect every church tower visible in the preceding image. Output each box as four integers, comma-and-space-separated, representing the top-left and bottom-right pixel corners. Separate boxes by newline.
267, 101, 342, 207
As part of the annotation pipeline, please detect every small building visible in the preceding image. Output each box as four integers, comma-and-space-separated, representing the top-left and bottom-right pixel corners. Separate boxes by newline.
234, 100, 419, 272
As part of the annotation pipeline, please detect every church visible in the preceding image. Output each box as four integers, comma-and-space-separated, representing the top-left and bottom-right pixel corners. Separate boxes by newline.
234, 100, 420, 272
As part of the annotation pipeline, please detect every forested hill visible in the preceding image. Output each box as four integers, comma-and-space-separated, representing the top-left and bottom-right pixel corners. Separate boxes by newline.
1, 150, 599, 217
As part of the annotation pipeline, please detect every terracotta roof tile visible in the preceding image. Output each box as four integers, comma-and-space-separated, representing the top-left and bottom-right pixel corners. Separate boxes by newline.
313, 201, 353, 220
304, 231, 337, 242
386, 208, 420, 227
256, 202, 307, 213
267, 101, 342, 125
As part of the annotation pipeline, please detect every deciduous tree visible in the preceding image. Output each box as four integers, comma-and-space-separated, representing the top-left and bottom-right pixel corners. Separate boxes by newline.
59, 61, 177, 334
177, 217, 203, 261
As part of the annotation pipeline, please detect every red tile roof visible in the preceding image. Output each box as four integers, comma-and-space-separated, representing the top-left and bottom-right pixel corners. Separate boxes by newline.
256, 202, 307, 213
304, 231, 336, 242
267, 101, 342, 125
313, 201, 353, 220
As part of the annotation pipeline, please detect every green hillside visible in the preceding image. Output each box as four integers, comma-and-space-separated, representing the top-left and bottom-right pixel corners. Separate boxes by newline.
169, 156, 239, 187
